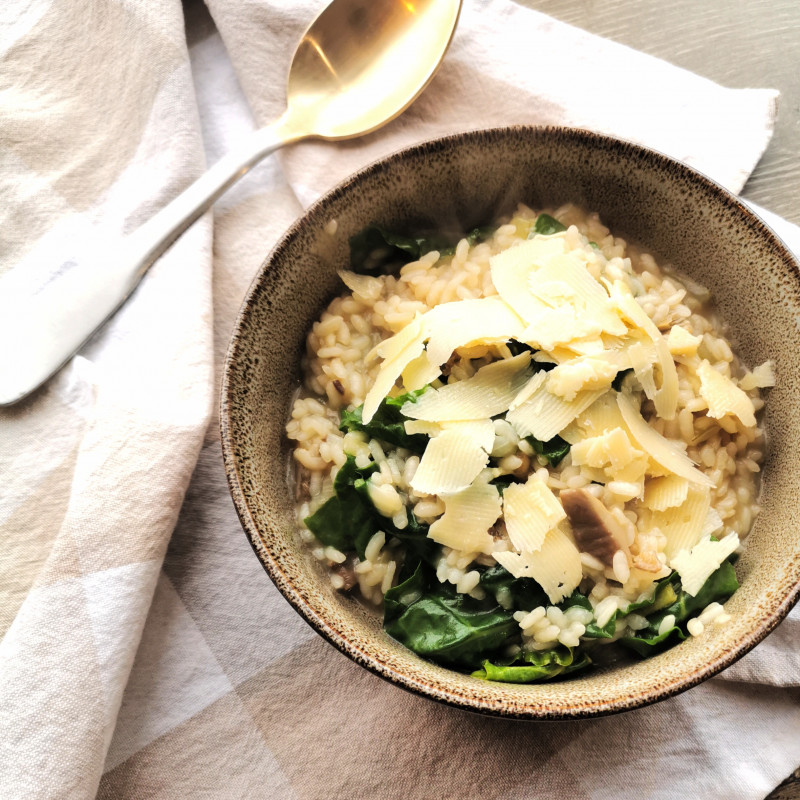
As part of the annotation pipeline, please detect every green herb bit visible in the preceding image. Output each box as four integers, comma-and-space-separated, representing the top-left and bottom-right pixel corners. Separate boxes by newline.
339, 388, 429, 453
384, 562, 517, 668
531, 213, 567, 237
527, 434, 571, 467
472, 646, 591, 683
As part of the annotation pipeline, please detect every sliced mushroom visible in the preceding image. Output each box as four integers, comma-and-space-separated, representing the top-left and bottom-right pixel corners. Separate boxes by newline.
560, 488, 630, 567
331, 555, 358, 591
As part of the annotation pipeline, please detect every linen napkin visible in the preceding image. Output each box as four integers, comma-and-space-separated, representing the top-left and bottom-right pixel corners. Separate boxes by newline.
1, 1, 798, 799
0, 1, 214, 796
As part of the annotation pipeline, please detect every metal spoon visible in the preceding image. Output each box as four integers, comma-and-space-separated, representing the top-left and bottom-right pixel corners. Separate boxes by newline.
0, 0, 462, 405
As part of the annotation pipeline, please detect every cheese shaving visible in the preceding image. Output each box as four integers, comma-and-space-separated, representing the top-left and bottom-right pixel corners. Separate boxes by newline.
503, 475, 566, 553
739, 360, 776, 391
617, 392, 714, 486
489, 237, 566, 323
611, 282, 678, 419
337, 270, 382, 303
507, 384, 608, 443
363, 316, 427, 423
670, 532, 740, 596
493, 526, 582, 604
402, 351, 442, 392
520, 307, 603, 350
545, 351, 626, 401
656, 485, 712, 560
643, 474, 690, 511
697, 360, 757, 427
401, 353, 532, 422
667, 325, 702, 357
409, 429, 489, 496
530, 253, 627, 337
428, 472, 501, 554
422, 296, 524, 368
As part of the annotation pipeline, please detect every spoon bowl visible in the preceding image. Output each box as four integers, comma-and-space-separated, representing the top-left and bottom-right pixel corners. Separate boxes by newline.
0, 0, 462, 406
286, 0, 461, 139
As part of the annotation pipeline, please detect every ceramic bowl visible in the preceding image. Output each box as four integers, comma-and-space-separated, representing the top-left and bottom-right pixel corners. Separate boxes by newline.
221, 126, 800, 718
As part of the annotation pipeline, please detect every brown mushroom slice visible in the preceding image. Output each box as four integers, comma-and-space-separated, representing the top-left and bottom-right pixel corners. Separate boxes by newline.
560, 488, 630, 567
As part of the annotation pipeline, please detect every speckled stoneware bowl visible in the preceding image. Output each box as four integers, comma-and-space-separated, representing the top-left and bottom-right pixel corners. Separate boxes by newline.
221, 126, 800, 718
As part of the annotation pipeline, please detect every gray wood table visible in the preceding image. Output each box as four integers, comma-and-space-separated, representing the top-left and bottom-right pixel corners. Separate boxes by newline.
518, 0, 800, 227
514, 3, 799, 795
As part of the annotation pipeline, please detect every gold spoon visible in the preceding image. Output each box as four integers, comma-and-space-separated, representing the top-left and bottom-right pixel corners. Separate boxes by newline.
0, 0, 462, 405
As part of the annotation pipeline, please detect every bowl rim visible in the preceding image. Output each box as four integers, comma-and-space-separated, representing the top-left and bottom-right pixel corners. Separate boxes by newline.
220, 124, 800, 719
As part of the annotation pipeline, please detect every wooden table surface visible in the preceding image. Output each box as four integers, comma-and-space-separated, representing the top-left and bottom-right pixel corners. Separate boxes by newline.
518, 0, 800, 227
514, 1, 800, 797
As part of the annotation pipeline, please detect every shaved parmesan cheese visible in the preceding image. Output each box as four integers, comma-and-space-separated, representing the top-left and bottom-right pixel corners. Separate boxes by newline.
363, 316, 427, 423
546, 352, 625, 401
670, 532, 739, 596
493, 526, 582, 604
667, 325, 702, 357
403, 419, 496, 452
375, 314, 425, 362
617, 392, 714, 486
402, 351, 442, 391
627, 340, 658, 400
653, 335, 679, 420
739, 360, 776, 391
441, 419, 496, 454
520, 307, 603, 350
611, 283, 678, 419
404, 419, 440, 437
561, 392, 628, 444
530, 253, 627, 337
563, 337, 608, 356
507, 382, 608, 443
428, 472, 501, 554
697, 360, 757, 427
503, 475, 566, 553
409, 429, 489, 495
701, 507, 724, 538
655, 486, 712, 559
570, 427, 643, 473
337, 270, 382, 302
422, 296, 524, 368
489, 238, 566, 323
402, 353, 532, 422
509, 371, 548, 411
643, 475, 690, 511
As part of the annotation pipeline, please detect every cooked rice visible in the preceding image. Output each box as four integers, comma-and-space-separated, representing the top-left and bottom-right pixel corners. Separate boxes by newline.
286, 202, 767, 649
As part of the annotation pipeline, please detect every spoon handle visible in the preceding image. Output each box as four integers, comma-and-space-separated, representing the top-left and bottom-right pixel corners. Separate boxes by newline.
0, 114, 300, 406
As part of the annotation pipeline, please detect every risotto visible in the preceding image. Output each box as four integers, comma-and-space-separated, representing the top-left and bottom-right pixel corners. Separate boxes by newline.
285, 204, 773, 683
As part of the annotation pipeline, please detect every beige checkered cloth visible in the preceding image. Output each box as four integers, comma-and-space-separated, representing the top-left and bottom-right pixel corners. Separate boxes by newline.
1, 1, 799, 798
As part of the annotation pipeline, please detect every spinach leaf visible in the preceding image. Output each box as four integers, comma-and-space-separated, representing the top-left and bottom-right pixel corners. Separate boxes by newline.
472, 646, 591, 683
348, 227, 442, 275
465, 225, 497, 246
620, 561, 739, 657
504, 342, 557, 376
489, 474, 523, 496
306, 454, 436, 563
506, 340, 535, 357
479, 564, 549, 611
349, 226, 496, 275
526, 434, 571, 467
304, 457, 379, 558
339, 388, 429, 453
531, 213, 567, 236
580, 576, 676, 639
384, 563, 517, 668
352, 478, 437, 563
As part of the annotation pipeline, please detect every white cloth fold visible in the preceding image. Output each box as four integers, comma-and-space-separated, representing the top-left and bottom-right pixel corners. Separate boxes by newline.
0, 1, 797, 798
